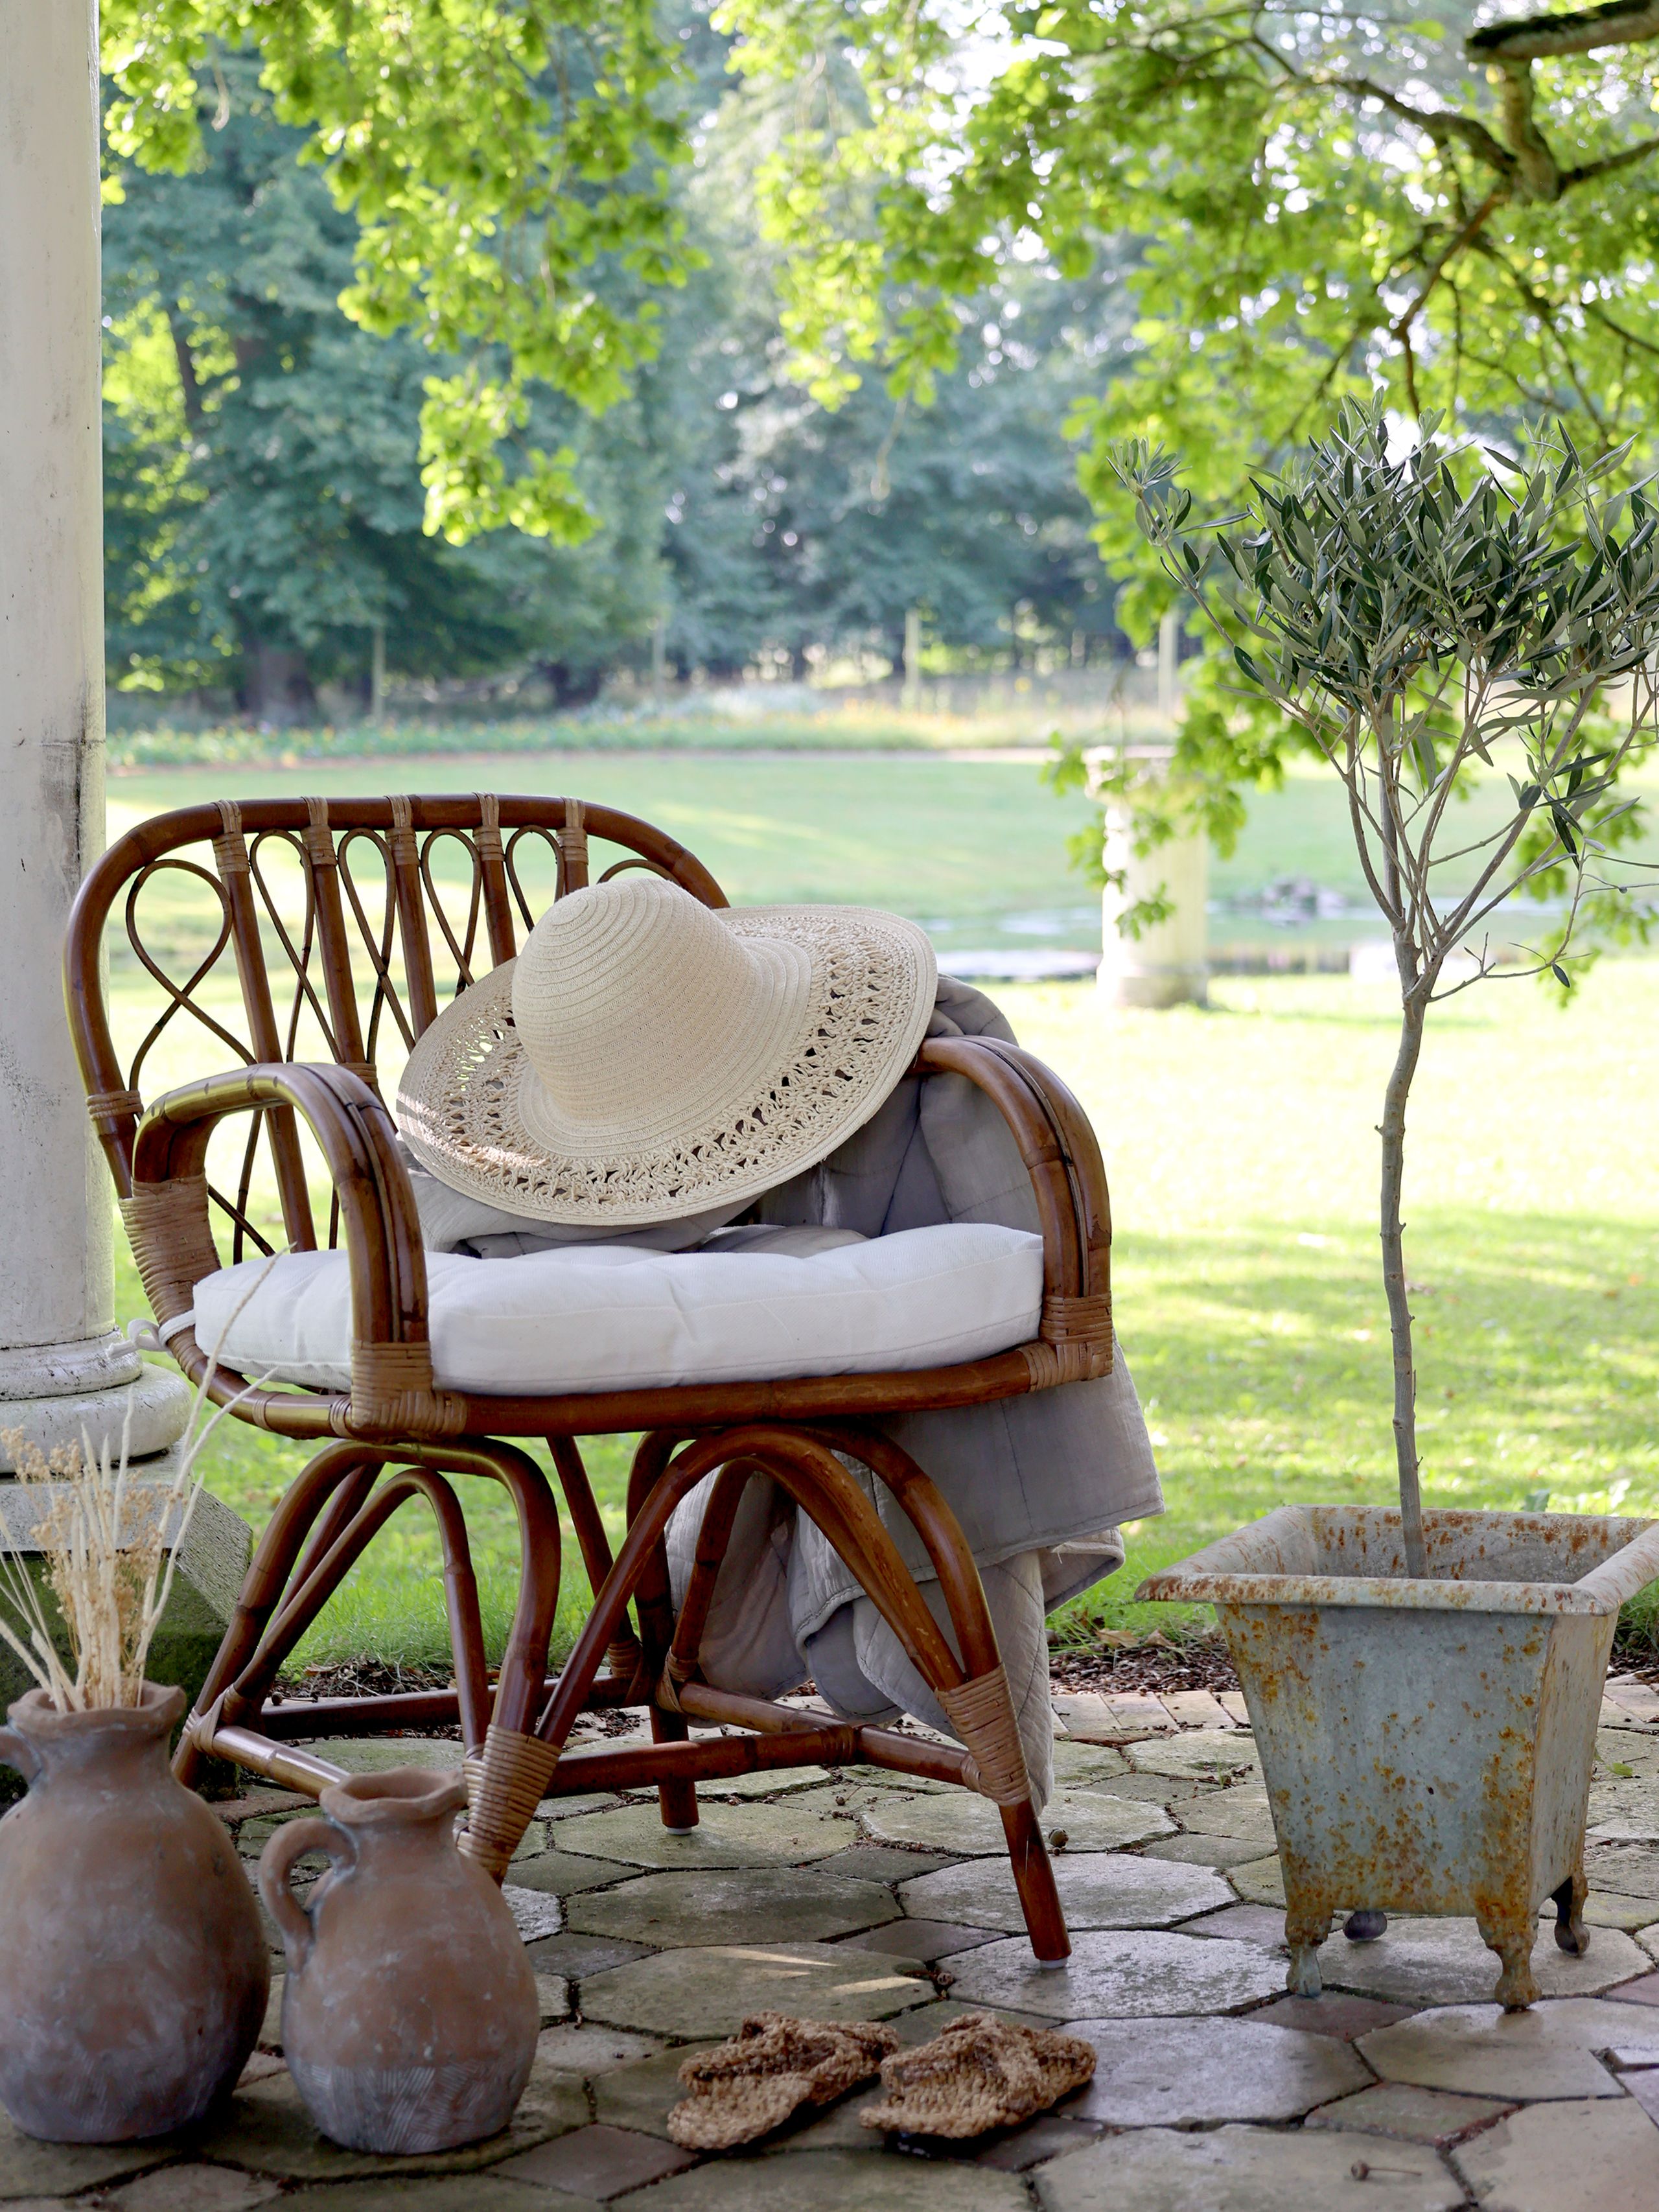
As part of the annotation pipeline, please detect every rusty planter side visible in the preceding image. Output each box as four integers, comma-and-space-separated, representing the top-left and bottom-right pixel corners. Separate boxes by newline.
1139, 1508, 1659, 2009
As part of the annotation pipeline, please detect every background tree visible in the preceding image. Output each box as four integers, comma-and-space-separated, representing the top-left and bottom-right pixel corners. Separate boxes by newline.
104, 54, 668, 716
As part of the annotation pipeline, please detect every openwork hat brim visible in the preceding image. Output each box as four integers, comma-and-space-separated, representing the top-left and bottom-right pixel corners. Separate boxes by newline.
396, 904, 936, 1226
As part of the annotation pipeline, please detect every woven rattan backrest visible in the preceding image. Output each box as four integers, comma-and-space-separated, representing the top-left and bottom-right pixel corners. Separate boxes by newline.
67, 793, 726, 1259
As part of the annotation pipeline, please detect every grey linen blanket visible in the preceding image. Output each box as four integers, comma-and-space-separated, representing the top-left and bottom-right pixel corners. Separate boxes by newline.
662, 977, 1165, 1810
402, 977, 1164, 1810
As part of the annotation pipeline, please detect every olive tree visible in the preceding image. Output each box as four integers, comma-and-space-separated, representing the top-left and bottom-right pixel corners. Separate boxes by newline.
1116, 406, 1659, 1572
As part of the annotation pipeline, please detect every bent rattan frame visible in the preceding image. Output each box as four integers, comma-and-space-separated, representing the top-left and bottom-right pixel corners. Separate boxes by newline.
66, 792, 1117, 1963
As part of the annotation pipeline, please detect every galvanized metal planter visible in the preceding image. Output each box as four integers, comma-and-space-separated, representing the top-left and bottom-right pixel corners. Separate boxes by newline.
1139, 1507, 1659, 2008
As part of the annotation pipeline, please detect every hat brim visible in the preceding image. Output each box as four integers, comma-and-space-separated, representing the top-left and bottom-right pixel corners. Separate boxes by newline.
396, 904, 938, 1226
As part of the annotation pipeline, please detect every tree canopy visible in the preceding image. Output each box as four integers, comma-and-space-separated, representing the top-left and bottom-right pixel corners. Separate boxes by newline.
102, 1, 695, 542
719, 2, 1659, 557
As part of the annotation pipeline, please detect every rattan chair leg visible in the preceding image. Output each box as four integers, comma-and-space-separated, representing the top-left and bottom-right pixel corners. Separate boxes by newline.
174, 1442, 379, 1787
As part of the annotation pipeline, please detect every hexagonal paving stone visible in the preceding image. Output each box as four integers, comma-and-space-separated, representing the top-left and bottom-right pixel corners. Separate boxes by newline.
1124, 1730, 1261, 1784
579, 1942, 933, 2038
592, 2046, 719, 2141
1142, 1834, 1274, 1870
898, 1852, 1230, 1933
616, 2151, 1030, 2211
1065, 2015, 1369, 2125
1176, 1784, 1277, 1844
1048, 1741, 1131, 1787
534, 2023, 666, 2077
859, 1787, 1173, 1856
0, 2116, 170, 2202
507, 1851, 638, 1896
567, 1867, 899, 1948
106, 2170, 283, 2211
1451, 2095, 1659, 2209
494, 2123, 696, 2198
1319, 1914, 1651, 2005
554, 1798, 850, 1869
1588, 1776, 1659, 1844
1034, 2125, 1465, 2212
1358, 1997, 1659, 2099
503, 1885, 565, 1942
1589, 1843, 1659, 1900
1226, 1856, 1285, 1908
1305, 2081, 1516, 2147
695, 1765, 834, 1799
946, 1929, 1283, 2019
190, 2060, 587, 2183
311, 1738, 465, 1773
280, 2180, 601, 2212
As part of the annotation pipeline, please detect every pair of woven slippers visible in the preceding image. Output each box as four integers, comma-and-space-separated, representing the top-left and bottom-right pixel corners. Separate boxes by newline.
667, 2008, 1096, 2150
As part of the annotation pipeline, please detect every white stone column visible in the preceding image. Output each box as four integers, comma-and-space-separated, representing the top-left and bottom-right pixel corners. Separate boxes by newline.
0, 0, 189, 1467
1094, 741, 1210, 1010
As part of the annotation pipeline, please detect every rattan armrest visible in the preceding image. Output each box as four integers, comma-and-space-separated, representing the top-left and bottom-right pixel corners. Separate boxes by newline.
914, 1035, 1113, 1384
127, 1062, 465, 1440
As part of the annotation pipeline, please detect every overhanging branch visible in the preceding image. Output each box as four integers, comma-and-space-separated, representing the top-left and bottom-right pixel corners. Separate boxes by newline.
1467, 2, 1659, 62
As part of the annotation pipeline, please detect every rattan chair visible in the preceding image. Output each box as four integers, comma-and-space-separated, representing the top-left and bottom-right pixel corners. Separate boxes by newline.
67, 794, 1117, 1963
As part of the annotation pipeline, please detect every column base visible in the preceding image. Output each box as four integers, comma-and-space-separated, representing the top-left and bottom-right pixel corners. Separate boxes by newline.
1100, 964, 1209, 1010
0, 1360, 192, 1471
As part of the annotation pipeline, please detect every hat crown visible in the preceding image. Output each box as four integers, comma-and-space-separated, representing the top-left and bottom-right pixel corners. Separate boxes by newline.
510, 878, 761, 1123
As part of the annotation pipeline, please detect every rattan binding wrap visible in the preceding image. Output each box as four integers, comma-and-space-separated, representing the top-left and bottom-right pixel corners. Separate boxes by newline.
348, 1340, 469, 1439
459, 1722, 561, 1880
1039, 1291, 1112, 1345
121, 1174, 220, 1325
86, 1086, 143, 1137
937, 1664, 1031, 1806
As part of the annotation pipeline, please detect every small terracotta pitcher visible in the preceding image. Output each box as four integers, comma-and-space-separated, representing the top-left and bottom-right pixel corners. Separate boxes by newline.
259, 1765, 538, 2153
0, 1683, 269, 2142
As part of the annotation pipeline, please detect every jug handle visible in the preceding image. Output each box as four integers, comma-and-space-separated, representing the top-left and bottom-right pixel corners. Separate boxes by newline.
258, 1816, 353, 1969
0, 1728, 38, 1786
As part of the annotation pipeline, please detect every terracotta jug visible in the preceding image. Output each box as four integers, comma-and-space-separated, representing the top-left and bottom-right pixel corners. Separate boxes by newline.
259, 1765, 539, 2153
0, 1682, 269, 2142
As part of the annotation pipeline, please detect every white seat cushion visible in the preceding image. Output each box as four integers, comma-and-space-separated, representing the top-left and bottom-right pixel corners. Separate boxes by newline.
190, 1224, 1045, 1396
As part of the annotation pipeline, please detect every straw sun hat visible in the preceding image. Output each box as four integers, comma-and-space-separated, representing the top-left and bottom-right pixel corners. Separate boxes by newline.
397, 876, 937, 1226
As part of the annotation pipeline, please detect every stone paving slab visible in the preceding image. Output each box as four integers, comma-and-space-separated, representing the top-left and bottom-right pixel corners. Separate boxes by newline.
1451, 2094, 1659, 2208
860, 1787, 1173, 1856
592, 2048, 719, 2141
579, 1942, 933, 2038
946, 1928, 1284, 2019
555, 1800, 851, 1869
1304, 2081, 1515, 2147
1142, 1832, 1275, 1869
1251, 1992, 1417, 2041
282, 2181, 605, 2211
1092, 1773, 1222, 1808
1588, 1776, 1659, 1844
188, 2061, 586, 2183
814, 1845, 961, 1883
497, 2121, 697, 2197
505, 1850, 637, 1896
568, 1867, 899, 1948
1034, 2123, 1465, 2212
104, 2165, 283, 2211
1318, 1915, 1651, 2005
838, 1917, 993, 1961
1063, 2014, 1368, 2126
1047, 1741, 1131, 1787
1181, 1903, 1291, 1950
0, 2118, 170, 2201
1226, 1856, 1286, 1907
1610, 1971, 1659, 2007
898, 1850, 1230, 1932
534, 2024, 666, 2077
1588, 1842, 1659, 1898
615, 2150, 1032, 2209
1358, 1997, 1659, 2100
503, 1885, 566, 1942
527, 1932, 654, 1980
1175, 1784, 1277, 1842
537, 1792, 625, 1822
1124, 1730, 1262, 1784
695, 1766, 835, 1799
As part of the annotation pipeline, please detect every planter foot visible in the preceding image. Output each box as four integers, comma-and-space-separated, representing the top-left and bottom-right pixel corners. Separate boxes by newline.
1478, 1913, 1539, 2011
1284, 1902, 1333, 1997
1343, 1909, 1387, 1943
1552, 1872, 1590, 1957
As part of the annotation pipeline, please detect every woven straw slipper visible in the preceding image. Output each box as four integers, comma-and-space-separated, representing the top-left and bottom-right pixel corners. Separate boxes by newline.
667, 2012, 901, 2149
859, 2010, 1096, 2137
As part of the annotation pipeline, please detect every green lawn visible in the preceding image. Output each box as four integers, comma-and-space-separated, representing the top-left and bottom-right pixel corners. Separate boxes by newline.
102, 753, 1659, 1668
